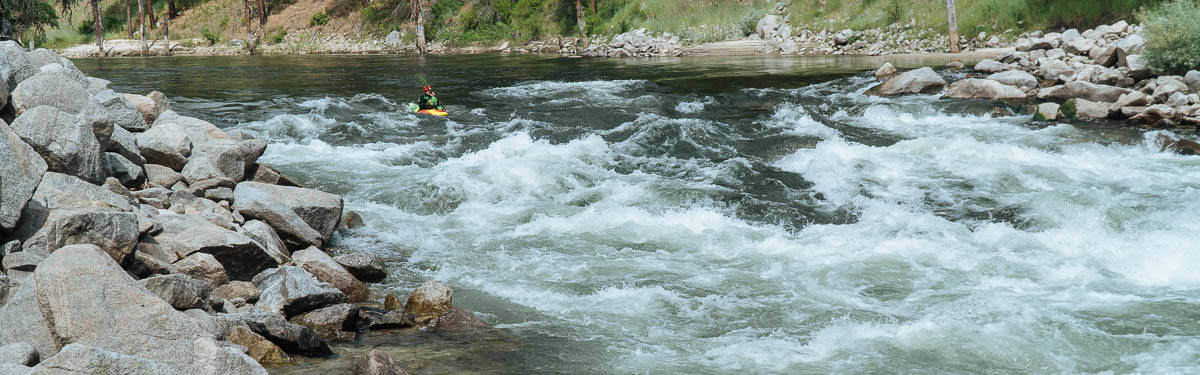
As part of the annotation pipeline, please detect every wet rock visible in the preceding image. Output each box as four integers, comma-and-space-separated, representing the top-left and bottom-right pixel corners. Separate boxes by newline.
289, 303, 360, 340
254, 266, 346, 317
355, 350, 408, 375
0, 342, 37, 366
0, 121, 47, 232
973, 59, 1009, 73
25, 244, 268, 374
342, 211, 365, 230
10, 106, 104, 184
405, 280, 453, 324
221, 311, 333, 356
1039, 81, 1132, 103
1131, 104, 1180, 125
155, 213, 277, 281
227, 326, 292, 365
139, 274, 211, 310
10, 69, 90, 115
944, 79, 1026, 100
145, 163, 183, 188
1158, 134, 1200, 155
1033, 102, 1060, 121
334, 252, 386, 283
874, 62, 897, 81
359, 307, 415, 330
233, 182, 344, 249
384, 293, 403, 311
81, 89, 148, 133
985, 71, 1037, 92
429, 307, 490, 332
136, 121, 192, 171
294, 247, 369, 302
175, 252, 229, 287
103, 153, 145, 187
868, 67, 946, 96
945, 61, 965, 70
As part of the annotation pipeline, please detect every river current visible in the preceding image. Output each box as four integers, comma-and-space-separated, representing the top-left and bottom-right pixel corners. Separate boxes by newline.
77, 55, 1200, 374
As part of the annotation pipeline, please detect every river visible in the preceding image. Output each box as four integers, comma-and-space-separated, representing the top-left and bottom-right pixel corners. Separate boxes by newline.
75, 54, 1200, 374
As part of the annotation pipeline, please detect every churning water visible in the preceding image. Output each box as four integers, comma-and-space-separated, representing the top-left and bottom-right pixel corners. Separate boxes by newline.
78, 55, 1200, 374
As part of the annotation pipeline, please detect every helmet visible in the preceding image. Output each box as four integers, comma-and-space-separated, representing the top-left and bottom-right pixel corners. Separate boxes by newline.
423, 85, 433, 93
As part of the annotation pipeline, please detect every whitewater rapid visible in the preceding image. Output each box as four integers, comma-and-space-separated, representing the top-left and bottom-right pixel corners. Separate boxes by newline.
230, 74, 1200, 374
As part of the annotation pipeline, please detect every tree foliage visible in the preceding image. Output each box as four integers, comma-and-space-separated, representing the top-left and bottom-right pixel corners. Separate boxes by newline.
1139, 0, 1200, 74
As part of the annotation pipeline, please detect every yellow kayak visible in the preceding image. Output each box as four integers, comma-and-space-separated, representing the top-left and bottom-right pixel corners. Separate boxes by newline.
417, 109, 448, 116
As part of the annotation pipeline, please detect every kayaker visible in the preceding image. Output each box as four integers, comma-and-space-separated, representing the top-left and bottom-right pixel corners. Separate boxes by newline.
418, 85, 444, 111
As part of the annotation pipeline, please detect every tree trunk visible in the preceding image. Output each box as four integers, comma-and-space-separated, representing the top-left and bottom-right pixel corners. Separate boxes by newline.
127, 0, 134, 38
945, 0, 959, 53
163, 14, 170, 55
590, 0, 594, 13
575, 0, 586, 36
91, 0, 105, 56
415, 0, 426, 53
258, 0, 266, 27
168, 0, 176, 18
147, 0, 156, 28
140, 0, 148, 55
244, 0, 255, 54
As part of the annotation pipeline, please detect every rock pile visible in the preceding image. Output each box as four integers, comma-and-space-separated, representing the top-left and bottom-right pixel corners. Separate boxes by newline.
582, 28, 684, 57
867, 21, 1200, 130
0, 42, 460, 373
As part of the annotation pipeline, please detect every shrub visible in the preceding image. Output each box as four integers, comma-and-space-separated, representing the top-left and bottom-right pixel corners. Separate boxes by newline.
310, 9, 330, 26
1139, 0, 1200, 74
266, 28, 288, 44
201, 28, 221, 45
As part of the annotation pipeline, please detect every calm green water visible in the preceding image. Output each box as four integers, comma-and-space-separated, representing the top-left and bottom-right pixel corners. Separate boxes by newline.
76, 54, 1200, 374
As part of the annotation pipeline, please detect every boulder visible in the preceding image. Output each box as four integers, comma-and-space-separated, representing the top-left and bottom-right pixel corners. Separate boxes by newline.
289, 303, 360, 340
755, 15, 782, 39
174, 252, 229, 287
1033, 102, 1060, 121
10, 106, 104, 184
429, 307, 490, 332
944, 79, 1026, 100
86, 77, 112, 94
136, 122, 192, 171
25, 245, 268, 374
1115, 33, 1145, 65
355, 350, 408, 375
249, 164, 300, 186
220, 312, 333, 355
3, 251, 43, 274
1131, 104, 1180, 125
29, 344, 181, 375
253, 266, 346, 317
405, 280, 453, 325
10, 70, 90, 115
0, 121, 48, 232
0, 342, 37, 366
293, 248, 369, 302
145, 163, 184, 188
1014, 38, 1033, 52
212, 280, 261, 303
42, 209, 139, 264
23, 172, 133, 212
342, 211, 365, 230
103, 153, 145, 187
122, 94, 158, 124
1153, 76, 1190, 103
358, 307, 415, 330
139, 274, 210, 310
81, 90, 149, 134
384, 293, 403, 311
240, 220, 291, 265
1090, 45, 1119, 67
0, 281, 58, 359
334, 252, 386, 283
226, 326, 292, 365
182, 156, 229, 184
106, 125, 145, 166
1185, 70, 1200, 93
986, 70, 1038, 91
1038, 81, 1132, 103
1157, 134, 1200, 155
874, 62, 898, 81
1124, 54, 1151, 80
153, 111, 229, 148
155, 213, 277, 281
233, 182, 344, 249
1112, 91, 1151, 110
1067, 98, 1110, 121
1167, 92, 1189, 107
945, 61, 965, 70
1, 41, 37, 91
868, 67, 946, 96
973, 59, 1010, 73
148, 91, 172, 117
1037, 59, 1073, 82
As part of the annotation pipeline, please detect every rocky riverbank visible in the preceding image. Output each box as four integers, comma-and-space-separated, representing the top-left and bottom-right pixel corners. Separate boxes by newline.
0, 42, 494, 374
866, 20, 1200, 142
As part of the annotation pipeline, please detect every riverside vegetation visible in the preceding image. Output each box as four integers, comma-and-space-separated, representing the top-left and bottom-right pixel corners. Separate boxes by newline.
0, 42, 493, 374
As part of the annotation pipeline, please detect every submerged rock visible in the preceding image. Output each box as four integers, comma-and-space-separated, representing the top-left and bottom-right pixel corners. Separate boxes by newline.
227, 326, 293, 365
355, 350, 408, 375
405, 280, 454, 325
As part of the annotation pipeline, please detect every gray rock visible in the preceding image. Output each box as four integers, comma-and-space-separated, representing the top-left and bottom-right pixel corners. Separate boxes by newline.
874, 62, 898, 81
358, 307, 415, 330
1038, 81, 1132, 103
249, 164, 300, 187
182, 156, 229, 184
1014, 38, 1032, 52
23, 172, 133, 212
220, 311, 333, 355
233, 182, 344, 249
1115, 33, 1145, 65
136, 121, 192, 171
1153, 76, 1190, 103
85, 77, 112, 94
0, 342, 37, 366
289, 303, 360, 340
1028, 37, 1055, 50
385, 30, 402, 47
755, 15, 782, 39
1064, 38, 1095, 56
10, 70, 90, 115
1037, 59, 1073, 82
10, 106, 104, 184
10, 172, 139, 263
944, 79, 1027, 100
429, 307, 490, 332
1131, 104, 1180, 125
973, 59, 1010, 73
1113, 91, 1151, 110
294, 247, 368, 302
1185, 70, 1200, 93
0, 274, 9, 306
355, 350, 408, 375
1033, 102, 1060, 121
155, 213, 277, 281
1090, 45, 1119, 67
140, 274, 211, 310
106, 125, 145, 166
0, 281, 57, 359
153, 111, 229, 148
241, 220, 291, 265
1068, 98, 1111, 121
1167, 92, 1190, 107
103, 152, 145, 187
334, 252, 386, 283
253, 266, 346, 317
869, 67, 946, 96
2, 251, 43, 279
81, 90, 149, 134
1124, 54, 1151, 79
212, 280, 260, 302
122, 94, 158, 124
29, 344, 180, 374
147, 91, 171, 119
43, 209, 139, 264
145, 163, 184, 188
27, 244, 267, 374
0, 121, 48, 232
987, 70, 1039, 91
174, 252, 229, 287
1, 41, 37, 92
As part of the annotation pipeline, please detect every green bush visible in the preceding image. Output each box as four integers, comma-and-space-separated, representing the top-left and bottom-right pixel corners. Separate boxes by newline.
1140, 0, 1200, 74
266, 28, 288, 44
310, 9, 330, 26
201, 28, 221, 45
